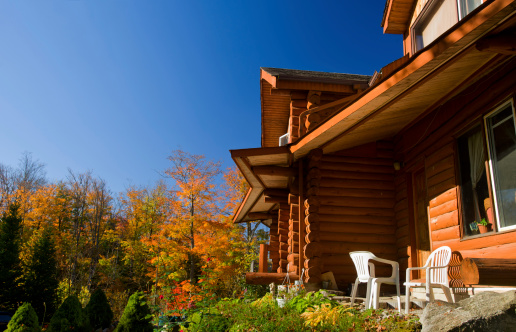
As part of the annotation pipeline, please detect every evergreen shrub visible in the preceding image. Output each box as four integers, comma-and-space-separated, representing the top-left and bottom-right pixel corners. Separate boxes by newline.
6, 302, 41, 332
85, 288, 113, 330
48, 295, 90, 332
114, 291, 153, 332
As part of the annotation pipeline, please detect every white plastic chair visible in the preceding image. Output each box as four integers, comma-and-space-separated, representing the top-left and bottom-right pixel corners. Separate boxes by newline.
404, 246, 453, 314
350, 251, 401, 312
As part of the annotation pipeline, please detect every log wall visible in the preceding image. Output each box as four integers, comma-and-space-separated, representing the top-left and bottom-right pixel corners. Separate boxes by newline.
303, 141, 397, 288
394, 57, 516, 283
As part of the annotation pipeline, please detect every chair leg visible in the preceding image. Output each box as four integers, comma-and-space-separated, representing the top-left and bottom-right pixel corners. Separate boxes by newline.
442, 285, 453, 303
365, 279, 372, 309
374, 282, 381, 309
405, 284, 410, 314
396, 280, 401, 313
350, 278, 359, 306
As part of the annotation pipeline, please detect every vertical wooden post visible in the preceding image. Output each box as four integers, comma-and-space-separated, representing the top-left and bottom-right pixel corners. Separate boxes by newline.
298, 160, 305, 281
259, 244, 269, 273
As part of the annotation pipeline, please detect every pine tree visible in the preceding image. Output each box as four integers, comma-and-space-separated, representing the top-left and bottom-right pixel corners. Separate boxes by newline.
114, 291, 153, 332
23, 227, 59, 323
0, 203, 23, 311
85, 288, 113, 330
6, 302, 41, 332
48, 295, 90, 332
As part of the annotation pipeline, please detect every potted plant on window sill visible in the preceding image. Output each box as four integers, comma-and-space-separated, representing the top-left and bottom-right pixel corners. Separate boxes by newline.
477, 218, 493, 234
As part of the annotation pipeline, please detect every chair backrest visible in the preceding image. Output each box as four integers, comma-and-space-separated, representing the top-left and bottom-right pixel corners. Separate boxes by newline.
350, 251, 376, 282
426, 246, 452, 285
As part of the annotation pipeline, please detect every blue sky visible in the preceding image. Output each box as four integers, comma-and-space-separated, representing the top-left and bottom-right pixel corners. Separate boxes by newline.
0, 0, 402, 194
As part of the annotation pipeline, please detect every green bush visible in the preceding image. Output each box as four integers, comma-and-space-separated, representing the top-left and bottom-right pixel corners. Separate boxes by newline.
114, 291, 153, 332
85, 288, 113, 330
6, 302, 41, 332
48, 295, 90, 332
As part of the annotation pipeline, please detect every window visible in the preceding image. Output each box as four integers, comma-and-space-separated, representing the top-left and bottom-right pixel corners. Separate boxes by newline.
485, 102, 516, 230
413, 0, 484, 52
457, 100, 516, 236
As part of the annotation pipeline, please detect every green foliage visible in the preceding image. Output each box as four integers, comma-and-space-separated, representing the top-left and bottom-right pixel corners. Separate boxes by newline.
6, 302, 41, 332
0, 203, 23, 311
286, 290, 340, 314
48, 295, 90, 332
180, 293, 422, 332
22, 227, 59, 322
114, 291, 153, 332
85, 288, 113, 330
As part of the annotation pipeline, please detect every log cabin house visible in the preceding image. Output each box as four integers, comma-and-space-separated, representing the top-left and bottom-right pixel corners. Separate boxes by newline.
230, 0, 516, 299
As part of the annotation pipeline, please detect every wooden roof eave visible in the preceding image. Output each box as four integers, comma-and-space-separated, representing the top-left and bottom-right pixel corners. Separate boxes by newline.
290, 0, 516, 160
230, 146, 291, 224
382, 0, 416, 34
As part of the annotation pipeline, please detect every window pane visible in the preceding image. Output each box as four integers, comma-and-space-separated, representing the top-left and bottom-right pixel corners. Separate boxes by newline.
459, 0, 482, 19
487, 103, 516, 229
457, 127, 491, 236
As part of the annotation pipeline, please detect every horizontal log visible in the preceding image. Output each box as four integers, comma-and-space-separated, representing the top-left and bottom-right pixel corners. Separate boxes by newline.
429, 200, 457, 219
427, 169, 455, 189
308, 148, 323, 161
316, 196, 395, 209
427, 178, 456, 200
321, 155, 393, 166
305, 232, 320, 243
248, 212, 277, 220
397, 246, 411, 259
264, 195, 288, 204
307, 168, 321, 180
305, 205, 319, 214
253, 166, 298, 177
321, 171, 394, 182
323, 264, 394, 277
263, 189, 289, 197
426, 154, 455, 179
430, 210, 459, 232
306, 223, 319, 234
278, 228, 288, 236
319, 222, 395, 235
304, 257, 322, 269
318, 232, 396, 244
245, 272, 299, 285
305, 266, 322, 280
431, 225, 460, 242
396, 224, 409, 238
429, 188, 457, 209
318, 162, 394, 174
321, 241, 397, 255
304, 243, 321, 258
309, 187, 395, 199
306, 214, 394, 226
396, 235, 410, 248
319, 178, 394, 191
304, 196, 321, 207
317, 205, 395, 218
461, 258, 516, 286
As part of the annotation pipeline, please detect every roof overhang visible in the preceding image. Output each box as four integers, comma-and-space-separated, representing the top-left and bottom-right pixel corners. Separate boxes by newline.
230, 147, 291, 224
292, 0, 516, 160
381, 0, 416, 34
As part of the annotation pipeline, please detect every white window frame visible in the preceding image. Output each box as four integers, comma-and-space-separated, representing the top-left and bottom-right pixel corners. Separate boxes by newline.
484, 99, 516, 232
411, 0, 484, 53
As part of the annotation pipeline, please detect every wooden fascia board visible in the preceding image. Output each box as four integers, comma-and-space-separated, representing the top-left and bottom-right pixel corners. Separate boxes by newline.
289, 0, 516, 160
233, 186, 265, 223
275, 79, 356, 94
230, 146, 290, 159
383, 0, 416, 34
261, 68, 278, 88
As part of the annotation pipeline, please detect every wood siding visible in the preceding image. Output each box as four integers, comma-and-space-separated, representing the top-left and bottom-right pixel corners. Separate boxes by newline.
394, 57, 516, 281
303, 142, 396, 288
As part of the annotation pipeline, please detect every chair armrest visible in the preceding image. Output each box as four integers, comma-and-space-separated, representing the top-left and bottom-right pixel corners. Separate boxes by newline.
368, 262, 375, 278
427, 265, 449, 270
406, 266, 426, 283
370, 257, 398, 279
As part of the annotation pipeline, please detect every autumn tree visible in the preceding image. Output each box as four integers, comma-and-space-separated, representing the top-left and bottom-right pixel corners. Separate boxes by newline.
0, 203, 24, 311
164, 149, 221, 283
23, 226, 59, 322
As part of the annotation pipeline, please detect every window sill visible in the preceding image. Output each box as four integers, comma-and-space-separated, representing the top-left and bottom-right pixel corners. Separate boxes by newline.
460, 226, 516, 241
